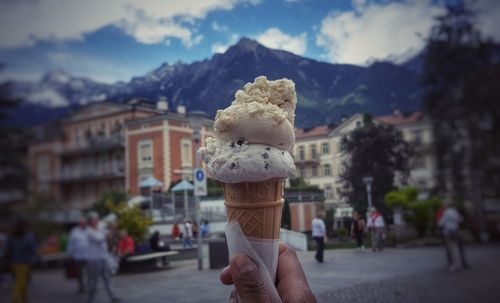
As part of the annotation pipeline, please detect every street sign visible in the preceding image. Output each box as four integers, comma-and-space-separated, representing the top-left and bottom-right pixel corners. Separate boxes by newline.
193, 168, 207, 196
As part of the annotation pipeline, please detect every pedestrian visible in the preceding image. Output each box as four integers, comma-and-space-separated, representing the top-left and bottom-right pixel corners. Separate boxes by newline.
5, 219, 38, 303
67, 215, 89, 294
201, 220, 210, 238
311, 211, 326, 263
182, 220, 193, 248
149, 231, 170, 252
171, 223, 181, 240
117, 229, 135, 261
438, 197, 467, 272
192, 222, 199, 239
350, 211, 366, 250
367, 208, 385, 252
86, 212, 120, 303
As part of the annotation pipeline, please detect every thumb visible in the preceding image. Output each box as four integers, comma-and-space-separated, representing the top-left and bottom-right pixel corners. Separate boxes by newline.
230, 254, 271, 303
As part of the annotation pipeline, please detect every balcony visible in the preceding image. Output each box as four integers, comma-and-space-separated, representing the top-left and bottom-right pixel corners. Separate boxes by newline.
285, 190, 325, 203
59, 162, 125, 183
61, 133, 124, 158
294, 155, 320, 165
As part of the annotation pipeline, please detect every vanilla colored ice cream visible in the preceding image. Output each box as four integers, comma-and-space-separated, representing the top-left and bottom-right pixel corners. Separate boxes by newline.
198, 76, 296, 183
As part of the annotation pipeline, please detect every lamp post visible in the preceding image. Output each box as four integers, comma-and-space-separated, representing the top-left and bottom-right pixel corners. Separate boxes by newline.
362, 176, 374, 250
362, 176, 374, 209
187, 110, 207, 271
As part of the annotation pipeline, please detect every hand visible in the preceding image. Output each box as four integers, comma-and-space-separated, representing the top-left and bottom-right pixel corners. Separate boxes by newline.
220, 242, 316, 303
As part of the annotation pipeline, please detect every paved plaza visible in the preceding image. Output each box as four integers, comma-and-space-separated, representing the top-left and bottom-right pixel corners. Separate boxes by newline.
1, 245, 499, 303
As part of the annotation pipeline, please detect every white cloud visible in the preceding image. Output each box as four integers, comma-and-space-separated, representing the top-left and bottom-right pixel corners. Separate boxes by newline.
0, 0, 256, 49
46, 51, 150, 83
212, 34, 240, 54
316, 0, 443, 65
212, 21, 229, 32
26, 88, 69, 108
256, 28, 307, 55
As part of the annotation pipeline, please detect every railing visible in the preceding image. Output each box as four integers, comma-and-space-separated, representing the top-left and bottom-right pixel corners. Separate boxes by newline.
285, 190, 325, 202
60, 162, 125, 182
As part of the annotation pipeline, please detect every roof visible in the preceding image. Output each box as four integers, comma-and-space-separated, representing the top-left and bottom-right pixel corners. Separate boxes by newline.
295, 125, 333, 139
375, 112, 423, 125
171, 180, 194, 192
139, 176, 163, 188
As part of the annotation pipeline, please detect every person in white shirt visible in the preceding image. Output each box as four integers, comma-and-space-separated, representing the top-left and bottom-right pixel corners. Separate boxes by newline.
86, 212, 120, 303
67, 216, 89, 294
367, 208, 385, 252
438, 200, 467, 272
183, 220, 193, 248
311, 212, 326, 263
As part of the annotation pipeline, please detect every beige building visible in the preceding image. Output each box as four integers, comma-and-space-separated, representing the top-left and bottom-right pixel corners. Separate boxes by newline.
293, 112, 436, 209
293, 114, 365, 207
375, 111, 435, 196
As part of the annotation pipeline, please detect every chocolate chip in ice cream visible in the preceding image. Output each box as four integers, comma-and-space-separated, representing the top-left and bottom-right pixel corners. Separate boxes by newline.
262, 153, 269, 159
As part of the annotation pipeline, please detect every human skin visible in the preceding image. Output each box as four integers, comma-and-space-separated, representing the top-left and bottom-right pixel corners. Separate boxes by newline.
220, 243, 317, 303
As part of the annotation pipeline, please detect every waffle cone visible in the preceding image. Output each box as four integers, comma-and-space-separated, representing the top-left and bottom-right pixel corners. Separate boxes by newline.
223, 178, 285, 239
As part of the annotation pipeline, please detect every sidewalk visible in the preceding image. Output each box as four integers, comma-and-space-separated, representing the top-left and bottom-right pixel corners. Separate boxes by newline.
1, 245, 499, 303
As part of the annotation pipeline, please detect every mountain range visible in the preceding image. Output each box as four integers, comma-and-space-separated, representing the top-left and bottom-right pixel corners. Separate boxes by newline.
2, 38, 423, 128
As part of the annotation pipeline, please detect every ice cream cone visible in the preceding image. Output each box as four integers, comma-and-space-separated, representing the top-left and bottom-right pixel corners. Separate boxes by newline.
223, 178, 285, 239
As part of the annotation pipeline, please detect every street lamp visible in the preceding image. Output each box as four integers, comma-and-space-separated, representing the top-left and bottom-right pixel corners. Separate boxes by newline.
362, 176, 374, 209
187, 110, 207, 271
362, 176, 374, 250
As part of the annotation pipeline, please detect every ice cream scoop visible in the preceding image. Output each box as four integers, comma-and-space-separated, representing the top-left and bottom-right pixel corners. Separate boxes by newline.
213, 76, 296, 151
199, 138, 294, 183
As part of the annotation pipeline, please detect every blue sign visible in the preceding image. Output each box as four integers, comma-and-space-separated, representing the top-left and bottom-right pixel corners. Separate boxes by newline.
193, 168, 207, 196
196, 170, 204, 181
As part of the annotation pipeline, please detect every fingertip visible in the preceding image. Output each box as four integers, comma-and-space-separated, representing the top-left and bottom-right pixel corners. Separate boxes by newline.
220, 265, 233, 285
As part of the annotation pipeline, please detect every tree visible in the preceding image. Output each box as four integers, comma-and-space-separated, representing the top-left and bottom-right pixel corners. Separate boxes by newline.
422, 2, 500, 233
105, 196, 153, 243
385, 187, 442, 236
338, 115, 411, 216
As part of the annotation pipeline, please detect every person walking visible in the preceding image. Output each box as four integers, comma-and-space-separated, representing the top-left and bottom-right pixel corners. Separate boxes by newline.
311, 212, 326, 263
182, 220, 193, 248
350, 211, 366, 250
67, 215, 89, 294
5, 219, 38, 303
439, 199, 467, 272
86, 213, 120, 303
367, 208, 385, 252
201, 220, 210, 238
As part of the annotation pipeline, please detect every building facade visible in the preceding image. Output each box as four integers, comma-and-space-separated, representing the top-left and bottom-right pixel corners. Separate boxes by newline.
28, 101, 162, 209
293, 112, 436, 208
125, 109, 214, 197
293, 114, 365, 207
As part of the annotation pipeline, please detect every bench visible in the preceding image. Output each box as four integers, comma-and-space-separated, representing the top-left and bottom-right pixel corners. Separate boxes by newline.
122, 251, 178, 272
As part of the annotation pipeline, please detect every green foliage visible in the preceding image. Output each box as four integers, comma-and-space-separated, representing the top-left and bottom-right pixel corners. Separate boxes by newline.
105, 197, 152, 243
324, 208, 335, 237
207, 178, 223, 197
89, 191, 127, 217
288, 177, 320, 190
339, 118, 411, 216
423, 3, 500, 202
384, 187, 442, 235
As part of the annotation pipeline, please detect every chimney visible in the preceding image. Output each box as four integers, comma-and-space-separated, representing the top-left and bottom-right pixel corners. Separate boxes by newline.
177, 105, 186, 115
156, 97, 168, 111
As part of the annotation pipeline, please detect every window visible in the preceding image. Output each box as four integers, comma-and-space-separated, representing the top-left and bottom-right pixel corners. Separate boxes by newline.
37, 155, 50, 182
299, 167, 305, 178
413, 130, 422, 145
181, 138, 192, 167
310, 144, 317, 159
298, 145, 305, 161
356, 120, 363, 128
139, 140, 153, 166
312, 166, 318, 177
323, 164, 331, 176
324, 184, 334, 200
413, 156, 426, 169
322, 142, 330, 155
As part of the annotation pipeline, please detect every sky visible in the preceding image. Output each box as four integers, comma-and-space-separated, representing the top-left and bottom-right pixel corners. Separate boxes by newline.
0, 0, 499, 84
